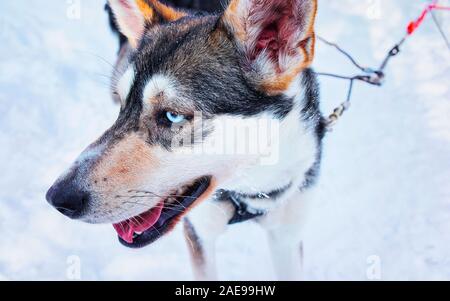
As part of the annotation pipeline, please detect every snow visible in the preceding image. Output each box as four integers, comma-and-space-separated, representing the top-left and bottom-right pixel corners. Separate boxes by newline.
0, 0, 449, 280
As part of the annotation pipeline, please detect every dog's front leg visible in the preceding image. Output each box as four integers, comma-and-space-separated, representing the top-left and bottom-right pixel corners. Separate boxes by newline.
265, 225, 305, 281
183, 218, 219, 281
183, 199, 234, 281
258, 188, 316, 280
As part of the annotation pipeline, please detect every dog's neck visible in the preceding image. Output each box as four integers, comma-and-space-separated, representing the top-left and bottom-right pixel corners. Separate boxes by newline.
219, 74, 319, 199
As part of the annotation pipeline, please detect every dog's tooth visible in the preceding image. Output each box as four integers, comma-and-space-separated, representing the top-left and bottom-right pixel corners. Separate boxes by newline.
135, 231, 143, 235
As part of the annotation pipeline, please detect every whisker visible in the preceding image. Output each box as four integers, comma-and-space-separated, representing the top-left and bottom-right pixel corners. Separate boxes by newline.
120, 201, 187, 214
150, 225, 162, 237
116, 194, 198, 201
119, 195, 228, 216
74, 50, 115, 70
166, 198, 188, 210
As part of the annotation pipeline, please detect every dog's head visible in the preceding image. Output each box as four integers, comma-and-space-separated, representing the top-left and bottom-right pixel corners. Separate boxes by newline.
46, 0, 318, 248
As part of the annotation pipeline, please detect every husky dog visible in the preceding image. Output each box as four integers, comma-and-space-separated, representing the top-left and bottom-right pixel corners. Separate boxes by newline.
46, 0, 324, 280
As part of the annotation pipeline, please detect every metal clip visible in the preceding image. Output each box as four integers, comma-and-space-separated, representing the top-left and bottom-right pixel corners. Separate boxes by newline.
326, 101, 351, 130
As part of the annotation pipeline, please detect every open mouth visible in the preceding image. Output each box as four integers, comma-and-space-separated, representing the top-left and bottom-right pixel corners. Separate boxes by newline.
113, 176, 212, 248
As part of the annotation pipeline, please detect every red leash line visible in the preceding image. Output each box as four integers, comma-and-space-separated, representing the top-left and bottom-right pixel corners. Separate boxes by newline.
407, 1, 450, 35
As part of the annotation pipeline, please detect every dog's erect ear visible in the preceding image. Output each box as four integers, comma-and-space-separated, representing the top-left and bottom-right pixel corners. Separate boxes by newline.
108, 0, 187, 48
221, 0, 318, 95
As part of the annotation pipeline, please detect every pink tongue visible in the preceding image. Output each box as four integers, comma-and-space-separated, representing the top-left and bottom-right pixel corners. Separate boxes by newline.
113, 202, 164, 244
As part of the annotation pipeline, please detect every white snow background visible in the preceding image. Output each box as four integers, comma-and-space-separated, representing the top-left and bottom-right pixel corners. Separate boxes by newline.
0, 0, 449, 280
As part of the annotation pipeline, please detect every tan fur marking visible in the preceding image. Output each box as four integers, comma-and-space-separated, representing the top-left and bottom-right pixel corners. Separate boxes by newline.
228, 0, 239, 14
223, 0, 246, 41
136, 0, 156, 21
261, 61, 310, 95
136, 0, 188, 26
91, 134, 159, 193
148, 0, 187, 22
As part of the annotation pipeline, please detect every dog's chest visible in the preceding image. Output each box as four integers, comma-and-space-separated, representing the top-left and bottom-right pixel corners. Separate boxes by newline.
218, 116, 318, 218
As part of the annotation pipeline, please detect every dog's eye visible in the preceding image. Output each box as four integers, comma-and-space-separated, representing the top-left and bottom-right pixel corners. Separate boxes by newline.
166, 111, 186, 124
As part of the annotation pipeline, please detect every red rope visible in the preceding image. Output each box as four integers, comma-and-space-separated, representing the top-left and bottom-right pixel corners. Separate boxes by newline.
407, 1, 450, 35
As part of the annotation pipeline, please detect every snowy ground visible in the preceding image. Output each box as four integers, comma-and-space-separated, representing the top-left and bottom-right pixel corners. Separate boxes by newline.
0, 0, 449, 280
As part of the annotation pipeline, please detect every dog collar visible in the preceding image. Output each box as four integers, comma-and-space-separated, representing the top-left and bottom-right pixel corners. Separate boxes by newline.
216, 183, 292, 225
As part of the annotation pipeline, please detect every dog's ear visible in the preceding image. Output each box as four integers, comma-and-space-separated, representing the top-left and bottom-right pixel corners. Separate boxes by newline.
108, 0, 187, 48
221, 0, 318, 95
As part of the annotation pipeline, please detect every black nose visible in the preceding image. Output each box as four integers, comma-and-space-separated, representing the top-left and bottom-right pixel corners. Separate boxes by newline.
46, 183, 90, 219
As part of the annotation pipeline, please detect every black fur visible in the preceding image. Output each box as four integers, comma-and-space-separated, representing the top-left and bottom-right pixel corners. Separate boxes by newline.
161, 0, 224, 13
298, 69, 326, 191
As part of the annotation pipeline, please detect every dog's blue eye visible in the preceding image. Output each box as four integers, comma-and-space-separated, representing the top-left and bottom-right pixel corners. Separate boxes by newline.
166, 111, 186, 124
